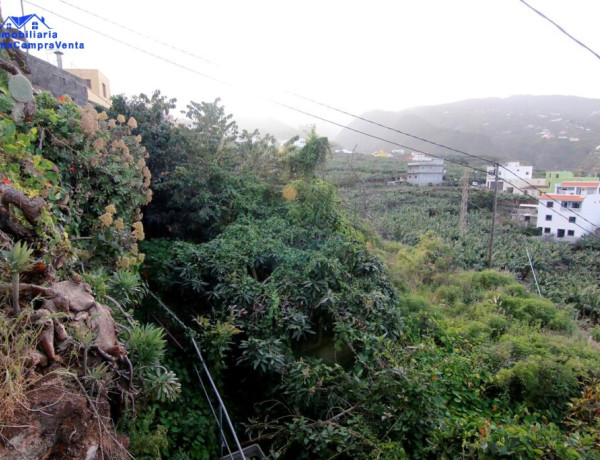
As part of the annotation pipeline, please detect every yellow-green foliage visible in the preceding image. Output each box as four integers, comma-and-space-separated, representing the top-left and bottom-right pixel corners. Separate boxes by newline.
376, 232, 454, 291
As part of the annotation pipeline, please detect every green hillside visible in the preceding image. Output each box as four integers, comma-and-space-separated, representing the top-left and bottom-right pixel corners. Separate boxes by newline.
335, 95, 600, 171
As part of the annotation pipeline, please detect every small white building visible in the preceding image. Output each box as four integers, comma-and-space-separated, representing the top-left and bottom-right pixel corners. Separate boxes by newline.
487, 162, 533, 193
406, 157, 444, 186
536, 180, 600, 240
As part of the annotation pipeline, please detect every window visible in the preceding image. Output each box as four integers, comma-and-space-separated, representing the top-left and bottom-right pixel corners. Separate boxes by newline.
31, 21, 38, 30
85, 79, 91, 89
526, 171, 530, 175
572, 202, 581, 209
557, 229, 565, 238
544, 227, 551, 234
567, 230, 575, 236
546, 202, 553, 208
545, 215, 552, 221
569, 216, 576, 223
524, 216, 531, 222
555, 174, 559, 178
102, 83, 107, 98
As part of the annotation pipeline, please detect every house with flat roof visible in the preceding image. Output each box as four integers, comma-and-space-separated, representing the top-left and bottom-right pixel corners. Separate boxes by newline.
406, 157, 444, 186
536, 180, 600, 240
486, 161, 546, 196
65, 68, 111, 107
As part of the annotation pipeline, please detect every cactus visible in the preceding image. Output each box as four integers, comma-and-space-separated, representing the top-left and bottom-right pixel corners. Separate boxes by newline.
8, 74, 33, 103
11, 102, 24, 122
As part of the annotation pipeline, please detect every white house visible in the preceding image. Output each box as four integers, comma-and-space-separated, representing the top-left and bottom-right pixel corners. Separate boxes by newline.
536, 180, 600, 240
406, 157, 444, 186
486, 161, 546, 197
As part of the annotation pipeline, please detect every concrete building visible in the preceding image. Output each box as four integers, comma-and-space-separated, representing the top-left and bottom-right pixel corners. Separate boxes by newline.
536, 180, 600, 240
65, 68, 111, 107
486, 161, 547, 197
27, 54, 88, 105
543, 171, 598, 194
406, 157, 444, 186
514, 204, 538, 226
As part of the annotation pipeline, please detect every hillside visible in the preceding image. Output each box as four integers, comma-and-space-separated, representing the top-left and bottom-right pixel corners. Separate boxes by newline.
335, 95, 600, 171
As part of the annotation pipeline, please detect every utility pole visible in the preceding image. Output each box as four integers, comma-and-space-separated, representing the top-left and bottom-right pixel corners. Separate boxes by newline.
459, 169, 470, 235
487, 163, 499, 268
20, 0, 29, 55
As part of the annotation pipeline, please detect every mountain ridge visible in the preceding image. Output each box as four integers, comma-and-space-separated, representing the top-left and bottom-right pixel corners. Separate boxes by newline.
334, 95, 600, 171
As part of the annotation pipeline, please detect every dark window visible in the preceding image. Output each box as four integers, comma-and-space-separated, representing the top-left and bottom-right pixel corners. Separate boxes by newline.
557, 229, 565, 238
567, 230, 575, 236
545, 215, 552, 221
546, 202, 553, 208
85, 79, 92, 89
526, 171, 530, 175
569, 216, 576, 223
544, 227, 551, 234
102, 83, 107, 98
572, 202, 581, 209
555, 174, 559, 178
524, 216, 531, 222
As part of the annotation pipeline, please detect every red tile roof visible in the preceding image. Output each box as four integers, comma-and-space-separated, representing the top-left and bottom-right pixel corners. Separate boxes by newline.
540, 194, 584, 202
560, 181, 600, 187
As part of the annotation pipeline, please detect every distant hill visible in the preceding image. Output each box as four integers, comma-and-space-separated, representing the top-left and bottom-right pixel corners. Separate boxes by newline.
236, 115, 301, 142
334, 95, 600, 171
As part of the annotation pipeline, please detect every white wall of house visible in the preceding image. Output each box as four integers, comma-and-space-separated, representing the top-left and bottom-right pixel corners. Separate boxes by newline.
536, 181, 600, 240
407, 159, 444, 186
486, 162, 533, 191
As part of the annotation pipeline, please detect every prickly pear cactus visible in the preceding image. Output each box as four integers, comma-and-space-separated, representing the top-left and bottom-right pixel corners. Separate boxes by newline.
8, 74, 33, 102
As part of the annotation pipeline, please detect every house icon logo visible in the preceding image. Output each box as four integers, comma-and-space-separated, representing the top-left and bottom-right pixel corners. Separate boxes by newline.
0, 12, 83, 51
0, 14, 52, 31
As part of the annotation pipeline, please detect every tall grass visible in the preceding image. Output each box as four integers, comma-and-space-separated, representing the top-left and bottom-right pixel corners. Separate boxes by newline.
0, 309, 43, 421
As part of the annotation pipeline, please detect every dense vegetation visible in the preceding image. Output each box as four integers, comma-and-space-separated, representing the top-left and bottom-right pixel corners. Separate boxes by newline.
3, 57, 600, 458
0, 61, 179, 458
105, 91, 600, 458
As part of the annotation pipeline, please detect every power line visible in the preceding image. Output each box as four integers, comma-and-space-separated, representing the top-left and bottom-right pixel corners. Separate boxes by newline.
287, 91, 494, 165
47, 0, 600, 232
25, 2, 491, 175
40, 1, 495, 164
26, 2, 600, 239
54, 0, 218, 67
518, 0, 600, 62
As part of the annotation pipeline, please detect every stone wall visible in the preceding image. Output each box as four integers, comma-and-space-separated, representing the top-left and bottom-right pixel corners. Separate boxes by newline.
27, 55, 88, 105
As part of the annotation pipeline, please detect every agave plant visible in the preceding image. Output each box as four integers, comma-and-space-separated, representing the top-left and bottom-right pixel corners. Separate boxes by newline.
1, 241, 34, 315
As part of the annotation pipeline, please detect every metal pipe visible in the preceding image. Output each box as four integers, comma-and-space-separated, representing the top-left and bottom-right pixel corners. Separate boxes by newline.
190, 338, 246, 460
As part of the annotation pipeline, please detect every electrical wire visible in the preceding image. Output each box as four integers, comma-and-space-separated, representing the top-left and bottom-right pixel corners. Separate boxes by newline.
44, 0, 600, 230
24, 1, 600, 239
518, 0, 600, 62
55, 0, 219, 67
24, 1, 491, 175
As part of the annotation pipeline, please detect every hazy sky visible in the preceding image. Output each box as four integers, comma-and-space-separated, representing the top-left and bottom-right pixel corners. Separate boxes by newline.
3, 0, 600, 136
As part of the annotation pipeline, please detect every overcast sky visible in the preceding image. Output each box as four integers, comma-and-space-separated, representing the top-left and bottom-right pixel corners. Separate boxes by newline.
3, 0, 600, 136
